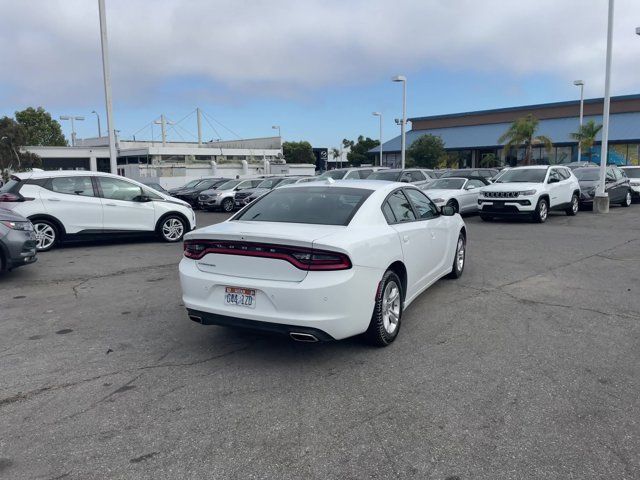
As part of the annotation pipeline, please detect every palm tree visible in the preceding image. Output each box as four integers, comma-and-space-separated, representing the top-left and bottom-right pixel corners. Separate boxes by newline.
498, 114, 553, 166
330, 147, 342, 169
570, 120, 603, 163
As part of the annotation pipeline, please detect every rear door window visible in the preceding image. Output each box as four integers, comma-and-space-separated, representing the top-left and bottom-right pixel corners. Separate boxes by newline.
386, 190, 416, 223
409, 171, 426, 182
47, 176, 96, 197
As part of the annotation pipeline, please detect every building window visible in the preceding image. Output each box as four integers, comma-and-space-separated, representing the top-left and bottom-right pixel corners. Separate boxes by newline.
555, 146, 573, 164
627, 144, 639, 166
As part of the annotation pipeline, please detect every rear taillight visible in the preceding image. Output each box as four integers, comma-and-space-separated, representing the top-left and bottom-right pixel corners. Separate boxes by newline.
183, 240, 351, 271
0, 193, 23, 202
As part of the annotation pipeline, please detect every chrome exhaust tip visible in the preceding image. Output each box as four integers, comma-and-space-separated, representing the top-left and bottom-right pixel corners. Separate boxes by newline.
189, 315, 203, 324
289, 332, 319, 343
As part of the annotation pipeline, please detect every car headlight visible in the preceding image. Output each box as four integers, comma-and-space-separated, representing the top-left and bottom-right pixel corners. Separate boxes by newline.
519, 190, 537, 196
1, 220, 33, 231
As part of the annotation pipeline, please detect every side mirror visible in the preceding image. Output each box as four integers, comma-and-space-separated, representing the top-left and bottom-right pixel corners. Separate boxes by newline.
465, 185, 477, 190
548, 177, 560, 184
441, 205, 455, 216
400, 178, 410, 183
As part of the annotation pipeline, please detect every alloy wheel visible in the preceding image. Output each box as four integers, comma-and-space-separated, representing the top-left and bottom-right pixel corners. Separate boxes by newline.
625, 192, 632, 206
456, 236, 465, 271
162, 218, 184, 241
34, 223, 55, 251
382, 281, 401, 335
223, 199, 234, 212
539, 201, 548, 221
572, 196, 579, 214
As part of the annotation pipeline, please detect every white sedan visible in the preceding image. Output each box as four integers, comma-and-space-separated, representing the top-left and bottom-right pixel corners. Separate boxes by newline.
179, 180, 467, 346
421, 177, 487, 214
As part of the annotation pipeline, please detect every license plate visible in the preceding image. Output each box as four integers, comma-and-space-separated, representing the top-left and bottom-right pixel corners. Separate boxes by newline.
224, 287, 256, 309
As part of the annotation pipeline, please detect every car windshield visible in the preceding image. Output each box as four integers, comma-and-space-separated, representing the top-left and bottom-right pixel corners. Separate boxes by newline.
574, 169, 600, 181
183, 179, 203, 189
623, 168, 640, 178
495, 168, 547, 183
440, 170, 466, 178
425, 178, 466, 190
256, 178, 283, 189
317, 170, 347, 180
233, 186, 372, 226
217, 180, 242, 190
368, 171, 400, 181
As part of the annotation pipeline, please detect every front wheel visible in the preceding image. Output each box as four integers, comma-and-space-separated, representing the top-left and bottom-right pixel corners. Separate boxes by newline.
32, 220, 58, 252
565, 194, 579, 216
621, 190, 632, 207
159, 216, 186, 242
222, 198, 234, 212
447, 232, 466, 279
365, 270, 403, 347
533, 198, 548, 223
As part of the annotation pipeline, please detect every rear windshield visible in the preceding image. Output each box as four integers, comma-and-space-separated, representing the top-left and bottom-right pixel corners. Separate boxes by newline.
495, 168, 547, 183
574, 169, 600, 181
0, 178, 23, 193
623, 168, 640, 178
317, 170, 347, 180
368, 171, 400, 181
425, 178, 466, 190
233, 186, 372, 226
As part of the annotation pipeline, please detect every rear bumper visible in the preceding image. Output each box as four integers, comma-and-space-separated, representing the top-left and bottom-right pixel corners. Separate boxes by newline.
179, 258, 381, 340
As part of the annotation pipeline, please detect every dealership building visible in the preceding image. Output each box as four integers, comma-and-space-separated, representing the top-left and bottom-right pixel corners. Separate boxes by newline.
374, 94, 640, 168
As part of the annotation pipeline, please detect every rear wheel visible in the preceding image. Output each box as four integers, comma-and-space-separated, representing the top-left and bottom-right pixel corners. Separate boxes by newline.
447, 232, 466, 279
159, 215, 186, 242
365, 270, 403, 347
621, 190, 632, 207
533, 198, 548, 223
565, 194, 579, 216
32, 220, 58, 252
222, 198, 234, 212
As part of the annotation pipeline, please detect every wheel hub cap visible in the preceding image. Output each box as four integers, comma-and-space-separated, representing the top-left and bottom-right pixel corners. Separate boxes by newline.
456, 238, 465, 271
382, 281, 400, 335
34, 224, 55, 250
162, 219, 184, 240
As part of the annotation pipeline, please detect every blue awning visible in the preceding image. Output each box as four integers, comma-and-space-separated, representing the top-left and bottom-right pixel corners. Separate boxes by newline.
371, 112, 640, 153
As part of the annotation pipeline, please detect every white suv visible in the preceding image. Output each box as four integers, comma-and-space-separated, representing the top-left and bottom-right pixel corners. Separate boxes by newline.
0, 171, 196, 251
478, 165, 580, 223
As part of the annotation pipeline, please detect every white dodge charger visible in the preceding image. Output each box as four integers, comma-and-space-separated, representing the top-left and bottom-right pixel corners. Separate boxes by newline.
179, 180, 467, 346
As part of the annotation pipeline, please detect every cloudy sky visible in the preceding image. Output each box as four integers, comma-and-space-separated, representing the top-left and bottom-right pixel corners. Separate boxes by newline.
1, 0, 639, 147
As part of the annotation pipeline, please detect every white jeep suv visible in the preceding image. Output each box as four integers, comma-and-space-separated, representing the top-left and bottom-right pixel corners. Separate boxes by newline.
478, 165, 580, 223
0, 171, 196, 251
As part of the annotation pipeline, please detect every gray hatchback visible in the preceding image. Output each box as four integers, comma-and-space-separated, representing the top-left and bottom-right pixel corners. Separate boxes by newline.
0, 207, 37, 272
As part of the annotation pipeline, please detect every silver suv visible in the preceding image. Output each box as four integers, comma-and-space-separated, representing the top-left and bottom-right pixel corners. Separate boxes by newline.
198, 179, 263, 212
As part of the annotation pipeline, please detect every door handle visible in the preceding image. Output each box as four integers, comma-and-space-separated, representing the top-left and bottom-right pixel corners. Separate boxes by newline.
402, 235, 409, 243
48, 198, 61, 202
105, 203, 117, 207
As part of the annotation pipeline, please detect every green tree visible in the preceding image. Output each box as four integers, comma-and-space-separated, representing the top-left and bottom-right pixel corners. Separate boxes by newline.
570, 120, 603, 163
342, 135, 379, 166
282, 141, 315, 164
0, 116, 42, 182
407, 134, 446, 168
498, 114, 552, 166
15, 107, 67, 146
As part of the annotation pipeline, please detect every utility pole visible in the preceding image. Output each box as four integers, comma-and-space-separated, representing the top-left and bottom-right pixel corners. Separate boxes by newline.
98, 0, 118, 174
154, 115, 175, 147
196, 108, 203, 146
59, 115, 85, 147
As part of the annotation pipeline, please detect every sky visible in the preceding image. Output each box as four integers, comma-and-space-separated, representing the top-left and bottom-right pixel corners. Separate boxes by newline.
0, 0, 639, 149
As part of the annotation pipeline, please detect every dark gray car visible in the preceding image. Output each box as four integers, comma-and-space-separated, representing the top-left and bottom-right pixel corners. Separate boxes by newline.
0, 207, 37, 272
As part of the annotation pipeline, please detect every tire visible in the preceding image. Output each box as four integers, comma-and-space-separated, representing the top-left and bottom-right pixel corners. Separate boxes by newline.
533, 197, 549, 223
480, 215, 493, 222
221, 198, 234, 213
621, 190, 632, 207
446, 199, 459, 214
158, 215, 186, 243
32, 220, 58, 252
565, 194, 579, 216
365, 270, 403, 347
447, 232, 466, 279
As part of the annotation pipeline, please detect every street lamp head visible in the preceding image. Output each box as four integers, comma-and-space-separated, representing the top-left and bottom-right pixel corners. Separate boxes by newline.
394, 118, 401, 125
391, 75, 407, 83
59, 115, 70, 120
75, 116, 85, 121
573, 80, 584, 86
372, 112, 381, 117
272, 125, 279, 129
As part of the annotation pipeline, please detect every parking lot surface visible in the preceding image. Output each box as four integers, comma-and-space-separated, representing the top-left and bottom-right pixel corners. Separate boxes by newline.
1, 208, 639, 479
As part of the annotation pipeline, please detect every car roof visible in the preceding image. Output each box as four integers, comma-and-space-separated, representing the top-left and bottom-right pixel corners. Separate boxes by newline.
278, 179, 411, 192
509, 165, 550, 170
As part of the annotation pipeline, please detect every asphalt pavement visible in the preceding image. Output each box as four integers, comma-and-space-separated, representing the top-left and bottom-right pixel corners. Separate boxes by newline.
1, 207, 639, 479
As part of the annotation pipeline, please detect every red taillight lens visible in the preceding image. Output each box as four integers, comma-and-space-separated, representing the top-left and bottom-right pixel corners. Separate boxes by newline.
0, 193, 23, 202
183, 240, 351, 271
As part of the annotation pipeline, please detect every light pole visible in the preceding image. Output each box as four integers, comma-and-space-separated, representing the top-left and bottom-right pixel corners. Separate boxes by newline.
392, 75, 407, 169
98, 0, 118, 174
272, 125, 281, 137
594, 0, 615, 214
573, 80, 584, 162
91, 110, 102, 137
59, 115, 85, 146
372, 112, 383, 167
